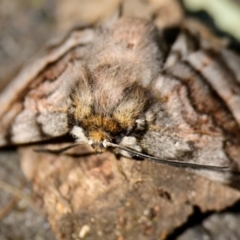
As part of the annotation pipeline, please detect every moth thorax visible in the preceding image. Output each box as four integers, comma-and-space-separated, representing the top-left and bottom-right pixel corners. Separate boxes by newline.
89, 130, 111, 153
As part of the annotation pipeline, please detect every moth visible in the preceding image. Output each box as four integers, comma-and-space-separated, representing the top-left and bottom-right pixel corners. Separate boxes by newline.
1, 12, 240, 187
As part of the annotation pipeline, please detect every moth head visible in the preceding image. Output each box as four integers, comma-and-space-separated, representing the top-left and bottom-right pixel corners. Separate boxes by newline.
83, 116, 119, 153
70, 114, 145, 154
69, 67, 151, 153
69, 103, 148, 157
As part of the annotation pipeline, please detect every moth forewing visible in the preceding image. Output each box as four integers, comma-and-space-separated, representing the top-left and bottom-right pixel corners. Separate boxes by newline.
0, 26, 95, 146
186, 50, 240, 125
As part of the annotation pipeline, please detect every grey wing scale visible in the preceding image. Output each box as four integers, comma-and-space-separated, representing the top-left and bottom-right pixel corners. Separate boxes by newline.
148, 27, 240, 185
0, 26, 95, 146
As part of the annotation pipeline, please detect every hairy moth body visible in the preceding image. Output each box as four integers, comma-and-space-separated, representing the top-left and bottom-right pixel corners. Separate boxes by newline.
1, 15, 240, 186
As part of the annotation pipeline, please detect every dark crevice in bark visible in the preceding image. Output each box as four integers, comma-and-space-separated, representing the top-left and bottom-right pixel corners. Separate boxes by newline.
167, 199, 240, 239
167, 205, 213, 240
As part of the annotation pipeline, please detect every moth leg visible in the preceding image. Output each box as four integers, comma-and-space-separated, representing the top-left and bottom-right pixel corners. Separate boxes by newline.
34, 143, 81, 154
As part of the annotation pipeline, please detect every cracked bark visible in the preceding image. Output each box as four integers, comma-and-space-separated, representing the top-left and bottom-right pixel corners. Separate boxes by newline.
19, 145, 240, 240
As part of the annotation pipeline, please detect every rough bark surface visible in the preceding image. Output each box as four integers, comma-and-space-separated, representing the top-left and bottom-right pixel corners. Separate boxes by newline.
1, 1, 240, 240
19, 144, 240, 240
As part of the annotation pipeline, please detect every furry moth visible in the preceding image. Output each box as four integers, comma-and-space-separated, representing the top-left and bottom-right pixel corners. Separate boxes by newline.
1, 15, 240, 186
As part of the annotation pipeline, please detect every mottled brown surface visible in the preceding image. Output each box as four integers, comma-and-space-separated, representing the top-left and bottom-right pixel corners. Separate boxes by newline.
1, 1, 240, 240
19, 145, 240, 240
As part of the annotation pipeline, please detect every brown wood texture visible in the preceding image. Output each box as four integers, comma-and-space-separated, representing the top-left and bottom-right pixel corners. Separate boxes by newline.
1, 1, 240, 240
19, 145, 240, 240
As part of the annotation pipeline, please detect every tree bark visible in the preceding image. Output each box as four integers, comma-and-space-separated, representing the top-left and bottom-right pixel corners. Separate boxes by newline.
19, 144, 240, 240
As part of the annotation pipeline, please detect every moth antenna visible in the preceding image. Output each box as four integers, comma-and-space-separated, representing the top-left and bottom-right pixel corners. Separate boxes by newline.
34, 143, 85, 154
105, 142, 229, 172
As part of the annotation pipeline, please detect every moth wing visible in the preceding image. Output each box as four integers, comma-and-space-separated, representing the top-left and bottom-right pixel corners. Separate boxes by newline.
0, 26, 95, 146
150, 28, 240, 181
164, 28, 240, 127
